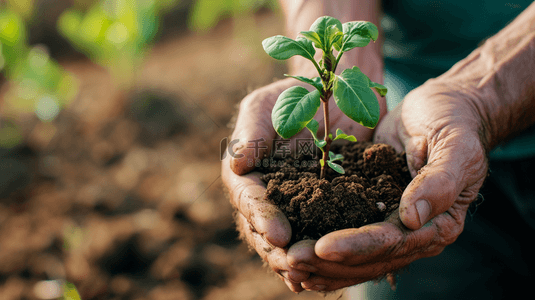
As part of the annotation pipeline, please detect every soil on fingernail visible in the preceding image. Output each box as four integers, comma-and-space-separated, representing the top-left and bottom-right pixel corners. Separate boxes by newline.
259, 142, 412, 244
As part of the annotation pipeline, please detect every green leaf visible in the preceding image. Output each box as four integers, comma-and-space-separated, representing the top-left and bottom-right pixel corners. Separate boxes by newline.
306, 119, 320, 139
320, 158, 325, 167
315, 139, 327, 149
333, 128, 357, 142
339, 21, 379, 52
272, 86, 321, 139
285, 74, 323, 91
306, 118, 319, 135
327, 160, 345, 174
333, 67, 380, 128
306, 120, 327, 149
309, 16, 342, 51
368, 80, 387, 97
329, 151, 344, 162
262, 36, 315, 61
326, 24, 343, 50
300, 30, 322, 48
333, 37, 343, 52
345, 21, 379, 41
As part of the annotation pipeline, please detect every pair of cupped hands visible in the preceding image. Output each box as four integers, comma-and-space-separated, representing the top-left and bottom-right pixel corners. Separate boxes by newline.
221, 75, 488, 292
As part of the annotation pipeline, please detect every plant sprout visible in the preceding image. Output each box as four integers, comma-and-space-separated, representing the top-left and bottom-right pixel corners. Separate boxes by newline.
262, 16, 387, 179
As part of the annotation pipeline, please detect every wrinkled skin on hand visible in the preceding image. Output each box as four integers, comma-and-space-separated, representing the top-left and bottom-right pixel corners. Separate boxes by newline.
287, 82, 490, 291
223, 76, 489, 292
222, 77, 377, 293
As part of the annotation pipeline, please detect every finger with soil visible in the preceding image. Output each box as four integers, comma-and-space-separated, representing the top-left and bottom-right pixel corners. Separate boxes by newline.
222, 155, 292, 247
236, 212, 308, 293
314, 213, 438, 266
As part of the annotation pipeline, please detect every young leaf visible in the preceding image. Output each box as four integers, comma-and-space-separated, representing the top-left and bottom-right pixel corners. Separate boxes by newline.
262, 36, 316, 61
333, 128, 357, 142
320, 158, 325, 167
328, 151, 344, 162
285, 74, 323, 91
368, 80, 388, 97
333, 36, 343, 52
305, 120, 327, 149
333, 67, 380, 128
338, 21, 379, 52
315, 139, 327, 149
326, 24, 343, 50
327, 160, 345, 174
308, 16, 343, 51
300, 30, 322, 48
306, 119, 320, 139
272, 86, 321, 139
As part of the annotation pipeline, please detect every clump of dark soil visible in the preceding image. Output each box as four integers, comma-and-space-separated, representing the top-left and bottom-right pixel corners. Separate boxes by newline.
260, 142, 412, 243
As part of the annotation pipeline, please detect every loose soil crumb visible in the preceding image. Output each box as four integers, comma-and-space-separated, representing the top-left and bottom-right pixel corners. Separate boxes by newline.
260, 142, 412, 243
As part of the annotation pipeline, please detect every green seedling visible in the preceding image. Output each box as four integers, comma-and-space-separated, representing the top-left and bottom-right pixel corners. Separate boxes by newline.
262, 16, 387, 179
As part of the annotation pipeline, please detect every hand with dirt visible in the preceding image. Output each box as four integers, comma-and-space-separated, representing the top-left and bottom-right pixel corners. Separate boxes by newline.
222, 79, 313, 293
285, 3, 535, 291
286, 83, 489, 291
222, 73, 384, 292
221, 0, 385, 292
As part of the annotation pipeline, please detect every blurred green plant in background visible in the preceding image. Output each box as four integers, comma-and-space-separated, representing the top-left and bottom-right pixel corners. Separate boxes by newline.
57, 0, 179, 87
189, 0, 276, 32
1, 0, 279, 297
1, 0, 276, 148
0, 3, 78, 148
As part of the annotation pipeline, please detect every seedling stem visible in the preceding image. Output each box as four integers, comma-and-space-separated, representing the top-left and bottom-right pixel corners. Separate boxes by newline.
262, 16, 387, 179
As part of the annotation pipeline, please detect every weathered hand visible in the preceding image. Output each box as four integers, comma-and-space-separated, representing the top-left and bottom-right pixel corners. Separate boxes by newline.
222, 76, 379, 292
222, 79, 308, 293
287, 82, 489, 291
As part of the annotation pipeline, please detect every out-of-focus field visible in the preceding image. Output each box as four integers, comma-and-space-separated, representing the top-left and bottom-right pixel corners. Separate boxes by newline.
0, 3, 343, 300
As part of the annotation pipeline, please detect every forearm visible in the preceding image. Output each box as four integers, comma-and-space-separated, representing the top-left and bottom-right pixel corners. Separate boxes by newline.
429, 2, 535, 151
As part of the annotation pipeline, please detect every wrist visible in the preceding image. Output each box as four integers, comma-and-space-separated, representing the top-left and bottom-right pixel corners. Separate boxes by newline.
429, 46, 535, 153
427, 2, 535, 151
403, 80, 488, 150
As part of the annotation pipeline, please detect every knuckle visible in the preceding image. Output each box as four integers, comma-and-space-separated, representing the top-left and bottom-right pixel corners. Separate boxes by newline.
239, 87, 269, 111
239, 83, 282, 113
378, 227, 405, 258
238, 93, 255, 112
439, 168, 458, 188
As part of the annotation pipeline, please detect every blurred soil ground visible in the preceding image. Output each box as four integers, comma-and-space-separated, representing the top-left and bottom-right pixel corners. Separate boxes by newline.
0, 10, 343, 300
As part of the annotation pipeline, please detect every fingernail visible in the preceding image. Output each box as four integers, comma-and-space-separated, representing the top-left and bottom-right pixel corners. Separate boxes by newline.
297, 263, 317, 273
415, 199, 431, 227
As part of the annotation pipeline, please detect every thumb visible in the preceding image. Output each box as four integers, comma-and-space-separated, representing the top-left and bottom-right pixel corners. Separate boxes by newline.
229, 89, 278, 175
399, 131, 485, 230
400, 166, 459, 230
229, 78, 318, 175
